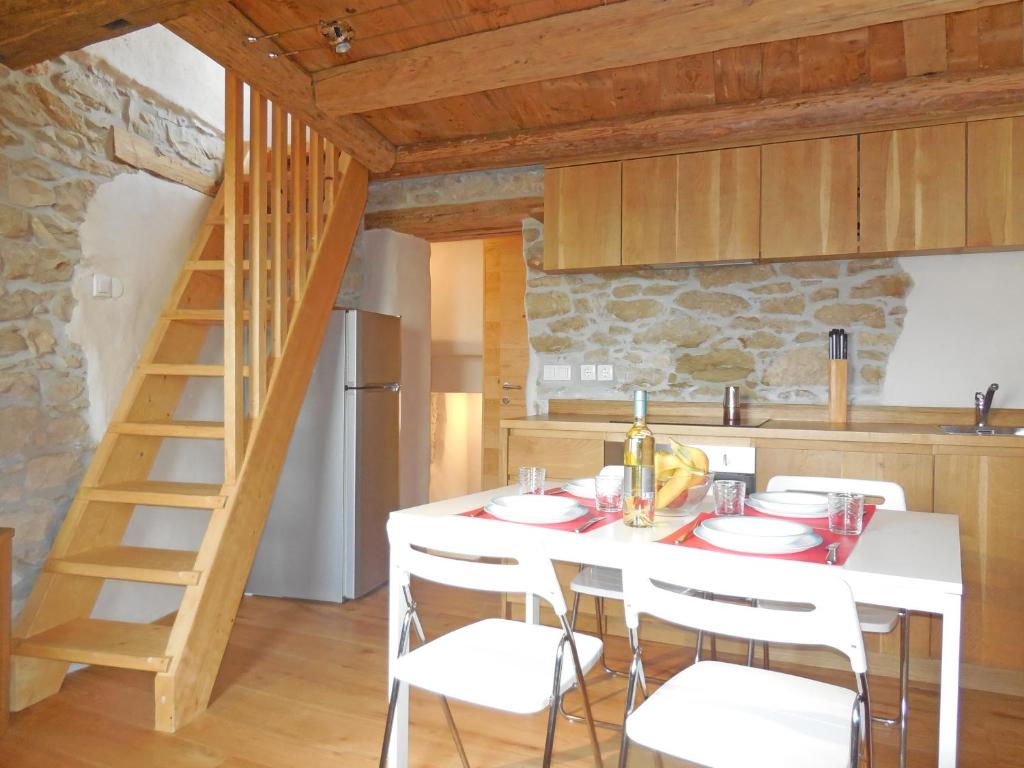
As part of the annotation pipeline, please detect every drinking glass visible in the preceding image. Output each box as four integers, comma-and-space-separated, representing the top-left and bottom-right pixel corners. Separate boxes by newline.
712, 479, 746, 516
518, 466, 546, 495
594, 473, 624, 514
828, 492, 865, 535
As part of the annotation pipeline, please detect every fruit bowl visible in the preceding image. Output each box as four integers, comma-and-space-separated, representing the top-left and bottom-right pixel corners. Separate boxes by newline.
656, 471, 714, 514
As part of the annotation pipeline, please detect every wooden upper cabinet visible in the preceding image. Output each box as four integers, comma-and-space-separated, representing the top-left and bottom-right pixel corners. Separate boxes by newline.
967, 117, 1024, 247
760, 137, 858, 259
859, 124, 966, 253
543, 161, 621, 270
678, 147, 760, 264
622, 147, 759, 265
622, 156, 677, 265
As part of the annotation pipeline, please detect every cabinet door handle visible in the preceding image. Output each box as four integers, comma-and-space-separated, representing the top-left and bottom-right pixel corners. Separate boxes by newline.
502, 382, 522, 390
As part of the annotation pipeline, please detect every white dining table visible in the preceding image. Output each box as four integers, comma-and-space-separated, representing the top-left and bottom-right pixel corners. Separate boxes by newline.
385, 485, 963, 768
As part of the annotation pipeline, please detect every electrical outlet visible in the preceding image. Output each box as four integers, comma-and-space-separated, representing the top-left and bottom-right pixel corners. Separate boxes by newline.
597, 364, 614, 382
542, 364, 572, 382
580, 364, 596, 382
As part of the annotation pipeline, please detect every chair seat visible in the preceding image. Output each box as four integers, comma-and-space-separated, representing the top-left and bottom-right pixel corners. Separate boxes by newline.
570, 565, 624, 599
626, 661, 858, 768
857, 604, 899, 633
393, 618, 602, 715
759, 600, 900, 635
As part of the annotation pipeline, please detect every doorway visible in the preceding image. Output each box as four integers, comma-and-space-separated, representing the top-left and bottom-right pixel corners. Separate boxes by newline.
428, 235, 526, 500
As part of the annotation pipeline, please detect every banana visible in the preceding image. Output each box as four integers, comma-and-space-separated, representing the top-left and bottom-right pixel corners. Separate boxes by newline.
669, 438, 709, 474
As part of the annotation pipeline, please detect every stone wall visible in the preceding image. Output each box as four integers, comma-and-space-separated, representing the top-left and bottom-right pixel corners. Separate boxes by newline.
0, 51, 223, 614
522, 218, 909, 405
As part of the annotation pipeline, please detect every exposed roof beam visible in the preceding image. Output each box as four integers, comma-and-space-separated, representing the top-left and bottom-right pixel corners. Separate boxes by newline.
0, 0, 210, 69
364, 197, 543, 241
314, 0, 1009, 115
166, 3, 395, 173
382, 68, 1024, 178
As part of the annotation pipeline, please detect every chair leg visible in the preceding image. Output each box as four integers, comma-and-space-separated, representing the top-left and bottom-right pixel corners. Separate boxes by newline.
762, 640, 770, 669
378, 677, 403, 768
869, 609, 911, 768
543, 636, 568, 768
562, 623, 605, 768
618, 650, 641, 768
694, 628, 704, 662
438, 696, 471, 768
858, 672, 875, 768
897, 609, 909, 768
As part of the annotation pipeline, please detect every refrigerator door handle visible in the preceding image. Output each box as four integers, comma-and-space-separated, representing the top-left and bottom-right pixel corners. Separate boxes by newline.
345, 382, 401, 392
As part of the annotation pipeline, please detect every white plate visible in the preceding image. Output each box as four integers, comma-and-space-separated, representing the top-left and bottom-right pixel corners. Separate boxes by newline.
748, 491, 829, 515
747, 499, 828, 519
695, 523, 823, 555
563, 478, 596, 498
702, 516, 812, 539
486, 494, 588, 524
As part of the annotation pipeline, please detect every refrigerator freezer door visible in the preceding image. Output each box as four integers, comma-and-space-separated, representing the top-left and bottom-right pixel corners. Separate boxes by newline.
346, 310, 401, 385
343, 386, 400, 599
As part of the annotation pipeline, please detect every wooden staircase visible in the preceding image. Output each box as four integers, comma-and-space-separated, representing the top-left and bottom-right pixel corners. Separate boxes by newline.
9, 72, 369, 732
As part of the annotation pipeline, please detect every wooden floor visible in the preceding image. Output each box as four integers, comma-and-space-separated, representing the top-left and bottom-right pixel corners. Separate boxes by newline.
2, 580, 1022, 768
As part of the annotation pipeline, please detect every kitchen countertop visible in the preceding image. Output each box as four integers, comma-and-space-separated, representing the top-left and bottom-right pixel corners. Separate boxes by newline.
500, 413, 1024, 448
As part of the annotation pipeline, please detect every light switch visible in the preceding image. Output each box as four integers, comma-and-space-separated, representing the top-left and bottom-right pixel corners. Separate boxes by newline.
92, 273, 113, 298
542, 364, 572, 382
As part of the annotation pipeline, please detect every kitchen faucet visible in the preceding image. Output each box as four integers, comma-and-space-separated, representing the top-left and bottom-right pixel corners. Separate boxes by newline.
975, 383, 999, 428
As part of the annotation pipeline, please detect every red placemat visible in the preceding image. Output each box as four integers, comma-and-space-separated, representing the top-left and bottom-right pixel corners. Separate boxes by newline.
657, 505, 876, 566
458, 491, 622, 533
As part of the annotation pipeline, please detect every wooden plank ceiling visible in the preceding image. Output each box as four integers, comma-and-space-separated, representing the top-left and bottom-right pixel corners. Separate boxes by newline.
223, 0, 1024, 176
6, 1, 1024, 177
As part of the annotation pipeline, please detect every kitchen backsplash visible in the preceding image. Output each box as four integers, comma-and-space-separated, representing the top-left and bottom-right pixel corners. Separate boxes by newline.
521, 218, 910, 405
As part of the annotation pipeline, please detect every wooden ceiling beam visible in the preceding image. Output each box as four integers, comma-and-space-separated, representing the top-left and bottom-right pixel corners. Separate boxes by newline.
165, 3, 395, 173
364, 197, 543, 241
314, 0, 1010, 115
0, 0, 211, 69
382, 67, 1024, 178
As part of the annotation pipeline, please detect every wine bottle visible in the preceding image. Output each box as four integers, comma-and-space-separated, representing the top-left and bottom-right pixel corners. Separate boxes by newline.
623, 389, 655, 527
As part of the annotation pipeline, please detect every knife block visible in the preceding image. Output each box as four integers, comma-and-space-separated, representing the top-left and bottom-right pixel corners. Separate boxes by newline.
828, 358, 848, 424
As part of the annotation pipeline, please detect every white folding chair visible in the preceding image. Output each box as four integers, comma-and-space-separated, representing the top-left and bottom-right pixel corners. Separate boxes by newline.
618, 545, 869, 768
766, 475, 910, 768
564, 467, 748, 732
382, 514, 605, 768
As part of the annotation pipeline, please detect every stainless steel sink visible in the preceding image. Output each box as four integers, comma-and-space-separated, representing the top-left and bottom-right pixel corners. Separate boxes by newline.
940, 425, 1024, 436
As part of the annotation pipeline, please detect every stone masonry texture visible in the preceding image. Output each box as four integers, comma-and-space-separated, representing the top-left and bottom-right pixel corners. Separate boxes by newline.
0, 52, 223, 616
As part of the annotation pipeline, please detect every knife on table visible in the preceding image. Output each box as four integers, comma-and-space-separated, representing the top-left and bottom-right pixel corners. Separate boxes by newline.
672, 518, 702, 545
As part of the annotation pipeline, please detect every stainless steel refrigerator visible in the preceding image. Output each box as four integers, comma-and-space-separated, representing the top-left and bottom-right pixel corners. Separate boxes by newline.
247, 308, 401, 602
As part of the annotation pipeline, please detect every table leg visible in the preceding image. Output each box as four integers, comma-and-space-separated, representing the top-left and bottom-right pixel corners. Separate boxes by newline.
937, 594, 962, 768
525, 593, 541, 624
386, 562, 409, 768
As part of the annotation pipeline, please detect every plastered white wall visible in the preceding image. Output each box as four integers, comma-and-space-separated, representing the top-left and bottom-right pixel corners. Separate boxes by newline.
883, 252, 1024, 409
72, 173, 212, 439
85, 26, 225, 130
346, 229, 432, 509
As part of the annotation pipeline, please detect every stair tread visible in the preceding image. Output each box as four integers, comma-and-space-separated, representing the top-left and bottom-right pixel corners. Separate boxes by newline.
16, 618, 172, 672
48, 545, 201, 586
185, 260, 270, 271
165, 308, 250, 323
140, 363, 250, 377
83, 480, 226, 508
110, 419, 225, 439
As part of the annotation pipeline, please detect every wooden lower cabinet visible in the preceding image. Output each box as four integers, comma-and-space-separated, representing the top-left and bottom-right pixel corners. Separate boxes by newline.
934, 448, 1024, 674
505, 430, 605, 483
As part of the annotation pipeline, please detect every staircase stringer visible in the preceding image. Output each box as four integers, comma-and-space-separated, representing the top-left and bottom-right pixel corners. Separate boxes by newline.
153, 157, 368, 733
9, 190, 226, 712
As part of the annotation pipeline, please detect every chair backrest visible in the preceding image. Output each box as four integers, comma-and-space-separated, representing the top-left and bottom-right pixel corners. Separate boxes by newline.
387, 514, 568, 615
766, 475, 907, 510
621, 544, 867, 674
